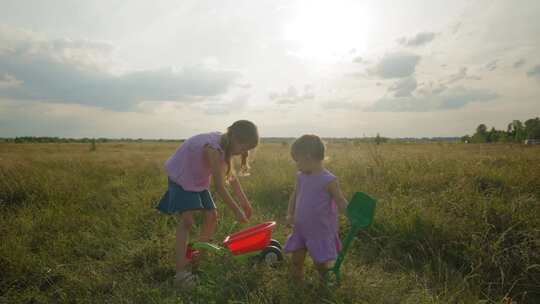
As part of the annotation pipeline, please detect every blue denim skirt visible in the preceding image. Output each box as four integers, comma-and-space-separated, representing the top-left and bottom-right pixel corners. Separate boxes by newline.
156, 178, 216, 214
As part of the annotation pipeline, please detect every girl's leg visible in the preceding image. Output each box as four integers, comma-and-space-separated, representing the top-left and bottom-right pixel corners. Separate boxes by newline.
176, 211, 195, 273
199, 209, 218, 242
290, 249, 307, 282
191, 209, 218, 272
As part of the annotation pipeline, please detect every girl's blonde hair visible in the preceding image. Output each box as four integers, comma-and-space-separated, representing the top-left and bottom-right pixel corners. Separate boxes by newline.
220, 120, 259, 177
290, 134, 325, 161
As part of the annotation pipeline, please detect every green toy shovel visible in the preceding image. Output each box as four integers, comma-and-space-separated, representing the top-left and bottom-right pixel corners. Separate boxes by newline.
326, 192, 377, 285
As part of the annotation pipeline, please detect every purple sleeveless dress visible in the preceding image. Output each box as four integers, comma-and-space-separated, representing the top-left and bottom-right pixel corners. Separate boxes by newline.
284, 169, 342, 263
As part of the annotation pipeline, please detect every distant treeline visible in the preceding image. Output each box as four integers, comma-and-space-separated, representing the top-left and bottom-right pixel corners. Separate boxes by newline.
262, 136, 460, 143
1, 136, 463, 144
462, 117, 540, 143
0, 137, 183, 143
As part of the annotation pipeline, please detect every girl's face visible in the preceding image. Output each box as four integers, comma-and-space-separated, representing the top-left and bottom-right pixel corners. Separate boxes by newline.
230, 138, 255, 155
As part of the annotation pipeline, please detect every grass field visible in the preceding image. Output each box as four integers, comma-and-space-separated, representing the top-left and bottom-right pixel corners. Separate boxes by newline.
1, 142, 539, 303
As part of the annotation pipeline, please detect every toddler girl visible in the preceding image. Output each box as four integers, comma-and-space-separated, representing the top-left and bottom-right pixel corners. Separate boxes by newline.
284, 134, 348, 282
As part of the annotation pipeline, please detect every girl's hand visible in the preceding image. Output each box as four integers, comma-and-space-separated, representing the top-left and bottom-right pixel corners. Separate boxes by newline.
240, 200, 253, 220
207, 146, 248, 224
229, 175, 253, 220
234, 207, 249, 223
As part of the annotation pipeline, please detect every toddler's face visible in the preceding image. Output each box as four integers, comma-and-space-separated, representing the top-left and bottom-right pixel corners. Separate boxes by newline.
292, 154, 318, 173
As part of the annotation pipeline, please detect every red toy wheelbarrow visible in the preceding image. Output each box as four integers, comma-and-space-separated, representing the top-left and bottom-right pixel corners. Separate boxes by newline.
187, 221, 283, 265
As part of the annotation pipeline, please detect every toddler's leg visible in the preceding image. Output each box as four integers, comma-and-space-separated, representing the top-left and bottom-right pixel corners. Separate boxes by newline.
290, 249, 307, 282
176, 211, 195, 273
314, 261, 332, 282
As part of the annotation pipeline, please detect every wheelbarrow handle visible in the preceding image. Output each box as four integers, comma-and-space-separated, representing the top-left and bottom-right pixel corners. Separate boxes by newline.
191, 242, 227, 255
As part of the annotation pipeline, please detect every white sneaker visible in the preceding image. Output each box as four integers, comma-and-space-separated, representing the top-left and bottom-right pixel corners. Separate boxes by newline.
174, 271, 197, 288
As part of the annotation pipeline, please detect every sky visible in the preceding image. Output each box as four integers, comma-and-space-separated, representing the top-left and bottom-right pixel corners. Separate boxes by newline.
0, 0, 539, 138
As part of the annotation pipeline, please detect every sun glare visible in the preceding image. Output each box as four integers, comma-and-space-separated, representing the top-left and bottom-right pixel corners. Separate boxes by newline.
282, 1, 375, 64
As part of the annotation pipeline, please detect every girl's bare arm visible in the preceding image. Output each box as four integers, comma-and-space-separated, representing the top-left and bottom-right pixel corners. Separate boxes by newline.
229, 175, 252, 219
206, 147, 247, 223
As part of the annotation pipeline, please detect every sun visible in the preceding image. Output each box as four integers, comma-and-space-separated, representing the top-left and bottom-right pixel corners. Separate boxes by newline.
281, 1, 375, 64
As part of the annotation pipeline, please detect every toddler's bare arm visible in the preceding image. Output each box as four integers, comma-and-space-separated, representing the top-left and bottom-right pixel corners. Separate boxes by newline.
327, 179, 348, 213
286, 183, 297, 226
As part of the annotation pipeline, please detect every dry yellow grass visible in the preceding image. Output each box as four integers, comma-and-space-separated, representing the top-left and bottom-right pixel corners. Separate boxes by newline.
1, 142, 539, 303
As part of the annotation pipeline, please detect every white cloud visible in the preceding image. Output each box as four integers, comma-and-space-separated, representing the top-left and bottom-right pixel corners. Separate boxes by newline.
0, 73, 22, 88
485, 60, 498, 72
398, 32, 437, 47
369, 53, 421, 79
321, 100, 358, 110
1, 0, 540, 138
352, 56, 363, 63
366, 86, 498, 112
388, 76, 417, 97
202, 94, 250, 115
0, 27, 240, 111
527, 65, 540, 79
269, 85, 315, 104
513, 59, 526, 69
444, 67, 481, 84
446, 67, 467, 84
